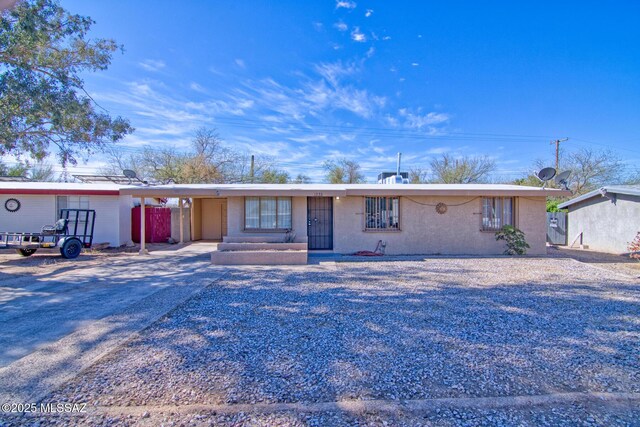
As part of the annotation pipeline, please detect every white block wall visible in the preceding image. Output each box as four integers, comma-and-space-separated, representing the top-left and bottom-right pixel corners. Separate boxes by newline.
0, 194, 132, 247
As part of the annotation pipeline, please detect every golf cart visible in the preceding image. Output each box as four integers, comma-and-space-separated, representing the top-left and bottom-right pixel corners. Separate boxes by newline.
0, 209, 96, 259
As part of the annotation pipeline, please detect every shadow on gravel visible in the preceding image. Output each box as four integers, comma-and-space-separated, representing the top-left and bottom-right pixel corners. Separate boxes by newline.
0, 249, 215, 367
48, 258, 640, 425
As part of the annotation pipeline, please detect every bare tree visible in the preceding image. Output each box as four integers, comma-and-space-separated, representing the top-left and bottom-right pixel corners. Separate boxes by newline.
562, 148, 624, 195
28, 161, 56, 181
429, 154, 495, 183
323, 159, 366, 183
408, 167, 429, 183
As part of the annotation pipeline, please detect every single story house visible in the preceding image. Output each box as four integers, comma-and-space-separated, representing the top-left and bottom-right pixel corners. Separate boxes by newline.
0, 182, 133, 247
558, 185, 640, 254
120, 183, 568, 261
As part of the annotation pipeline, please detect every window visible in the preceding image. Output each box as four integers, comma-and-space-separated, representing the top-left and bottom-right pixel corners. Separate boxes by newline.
482, 197, 514, 231
365, 196, 400, 230
56, 196, 89, 215
244, 197, 292, 230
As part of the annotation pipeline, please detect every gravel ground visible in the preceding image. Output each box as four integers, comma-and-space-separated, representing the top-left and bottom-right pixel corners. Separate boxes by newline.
547, 246, 640, 278
3, 257, 640, 426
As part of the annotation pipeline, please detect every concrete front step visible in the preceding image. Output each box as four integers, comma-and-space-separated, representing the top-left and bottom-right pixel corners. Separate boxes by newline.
211, 249, 308, 265
223, 235, 308, 244
218, 242, 308, 251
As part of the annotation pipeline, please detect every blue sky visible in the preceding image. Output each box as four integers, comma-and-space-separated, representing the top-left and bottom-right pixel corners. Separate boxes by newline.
58, 0, 640, 181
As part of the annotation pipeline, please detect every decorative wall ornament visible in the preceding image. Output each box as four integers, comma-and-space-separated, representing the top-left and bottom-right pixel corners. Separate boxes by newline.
435, 202, 448, 215
4, 198, 21, 212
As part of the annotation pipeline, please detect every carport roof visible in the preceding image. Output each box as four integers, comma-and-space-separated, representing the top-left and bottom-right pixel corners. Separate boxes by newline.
558, 185, 640, 208
119, 183, 570, 198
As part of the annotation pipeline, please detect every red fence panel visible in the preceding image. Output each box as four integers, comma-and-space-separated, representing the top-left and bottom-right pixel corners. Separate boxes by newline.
131, 206, 172, 243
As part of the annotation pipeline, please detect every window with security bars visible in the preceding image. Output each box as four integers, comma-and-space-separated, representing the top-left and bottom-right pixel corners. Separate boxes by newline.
482, 197, 514, 231
365, 196, 400, 230
244, 196, 292, 230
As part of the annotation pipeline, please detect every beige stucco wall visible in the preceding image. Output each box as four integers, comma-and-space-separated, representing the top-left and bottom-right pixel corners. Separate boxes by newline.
226, 196, 308, 243
566, 194, 639, 254
220, 195, 547, 254
332, 195, 547, 255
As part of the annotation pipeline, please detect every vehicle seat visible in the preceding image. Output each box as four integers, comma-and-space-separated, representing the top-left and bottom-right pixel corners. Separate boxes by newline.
42, 218, 69, 235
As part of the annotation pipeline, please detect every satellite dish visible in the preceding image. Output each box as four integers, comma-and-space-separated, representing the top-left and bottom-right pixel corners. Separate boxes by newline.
537, 167, 556, 181
555, 170, 572, 191
536, 167, 556, 189
122, 169, 137, 179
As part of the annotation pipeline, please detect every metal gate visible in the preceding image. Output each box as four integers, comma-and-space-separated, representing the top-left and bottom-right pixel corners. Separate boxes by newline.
547, 212, 567, 245
307, 197, 333, 250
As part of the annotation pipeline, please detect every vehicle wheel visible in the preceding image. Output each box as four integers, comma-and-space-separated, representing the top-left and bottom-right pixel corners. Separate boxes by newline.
60, 239, 82, 259
16, 248, 37, 257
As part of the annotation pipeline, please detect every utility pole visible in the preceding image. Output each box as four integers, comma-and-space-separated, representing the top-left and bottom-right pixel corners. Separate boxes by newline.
550, 138, 569, 171
249, 155, 255, 183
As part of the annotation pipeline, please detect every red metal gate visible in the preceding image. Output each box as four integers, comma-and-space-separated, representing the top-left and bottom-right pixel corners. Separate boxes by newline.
131, 206, 171, 243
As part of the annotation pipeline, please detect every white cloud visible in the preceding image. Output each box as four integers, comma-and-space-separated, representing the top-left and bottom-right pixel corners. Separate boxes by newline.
235, 59, 246, 69
314, 61, 359, 85
336, 0, 356, 9
365, 9, 373, 17
399, 110, 450, 130
189, 82, 206, 93
366, 47, 375, 58
312, 22, 323, 31
427, 147, 451, 155
138, 59, 166, 72
411, 62, 419, 67
333, 21, 348, 32
351, 27, 366, 42
382, 35, 391, 41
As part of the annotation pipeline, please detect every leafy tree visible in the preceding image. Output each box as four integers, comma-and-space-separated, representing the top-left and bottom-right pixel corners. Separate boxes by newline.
292, 173, 311, 184
258, 168, 290, 183
429, 154, 495, 184
323, 158, 366, 183
0, 0, 133, 166
0, 161, 28, 177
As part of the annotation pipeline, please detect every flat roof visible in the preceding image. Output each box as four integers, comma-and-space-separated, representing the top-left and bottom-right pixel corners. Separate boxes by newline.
119, 183, 570, 198
0, 182, 121, 195
558, 185, 640, 208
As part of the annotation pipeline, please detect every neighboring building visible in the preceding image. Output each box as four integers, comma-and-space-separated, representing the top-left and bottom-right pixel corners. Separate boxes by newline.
558, 185, 640, 254
0, 182, 133, 247
121, 184, 567, 260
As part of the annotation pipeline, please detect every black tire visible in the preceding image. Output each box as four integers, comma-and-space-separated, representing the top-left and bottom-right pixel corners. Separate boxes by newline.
16, 248, 37, 257
60, 239, 82, 259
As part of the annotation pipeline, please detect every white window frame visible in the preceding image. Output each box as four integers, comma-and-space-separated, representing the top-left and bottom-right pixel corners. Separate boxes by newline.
244, 196, 292, 231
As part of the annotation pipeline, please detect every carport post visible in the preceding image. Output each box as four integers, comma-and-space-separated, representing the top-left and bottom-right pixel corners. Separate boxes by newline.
179, 198, 184, 244
139, 197, 148, 255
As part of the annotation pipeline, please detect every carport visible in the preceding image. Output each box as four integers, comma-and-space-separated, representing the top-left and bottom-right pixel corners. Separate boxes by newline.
120, 185, 230, 254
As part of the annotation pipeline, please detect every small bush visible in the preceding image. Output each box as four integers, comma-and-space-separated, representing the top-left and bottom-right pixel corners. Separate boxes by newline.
628, 232, 640, 261
495, 225, 530, 255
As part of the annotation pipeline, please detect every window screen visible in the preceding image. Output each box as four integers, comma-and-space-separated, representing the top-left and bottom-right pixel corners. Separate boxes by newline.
244, 197, 292, 230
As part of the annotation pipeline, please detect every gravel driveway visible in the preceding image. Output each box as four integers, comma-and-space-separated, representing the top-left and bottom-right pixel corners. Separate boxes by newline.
5, 257, 640, 426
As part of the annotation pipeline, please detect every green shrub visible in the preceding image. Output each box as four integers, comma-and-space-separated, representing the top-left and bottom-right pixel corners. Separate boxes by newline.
495, 225, 530, 255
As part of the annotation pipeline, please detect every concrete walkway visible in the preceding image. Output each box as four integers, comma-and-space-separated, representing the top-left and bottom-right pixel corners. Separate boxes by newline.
0, 242, 223, 403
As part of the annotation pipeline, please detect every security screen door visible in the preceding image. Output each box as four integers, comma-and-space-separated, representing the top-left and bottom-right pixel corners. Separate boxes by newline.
307, 197, 333, 250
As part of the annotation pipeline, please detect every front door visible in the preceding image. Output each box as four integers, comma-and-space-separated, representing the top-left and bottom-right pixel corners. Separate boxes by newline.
201, 199, 227, 240
307, 197, 333, 250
